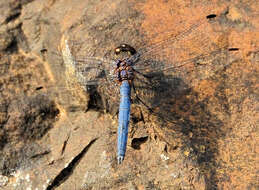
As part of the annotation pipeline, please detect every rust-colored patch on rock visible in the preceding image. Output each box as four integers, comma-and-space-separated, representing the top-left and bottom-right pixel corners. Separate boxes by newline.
136, 0, 227, 41
194, 80, 217, 100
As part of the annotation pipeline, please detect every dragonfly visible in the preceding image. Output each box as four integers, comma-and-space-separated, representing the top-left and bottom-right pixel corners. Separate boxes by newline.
55, 14, 238, 164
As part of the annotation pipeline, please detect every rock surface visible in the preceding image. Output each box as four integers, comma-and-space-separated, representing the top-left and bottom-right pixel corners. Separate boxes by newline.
0, 0, 258, 190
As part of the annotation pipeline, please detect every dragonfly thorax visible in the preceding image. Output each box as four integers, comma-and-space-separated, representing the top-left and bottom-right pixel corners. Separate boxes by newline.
114, 59, 134, 84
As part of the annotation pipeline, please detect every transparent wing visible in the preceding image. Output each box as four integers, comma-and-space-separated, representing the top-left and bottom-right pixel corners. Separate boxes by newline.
127, 15, 239, 124
61, 39, 117, 86
58, 38, 121, 112
126, 15, 234, 89
132, 15, 228, 75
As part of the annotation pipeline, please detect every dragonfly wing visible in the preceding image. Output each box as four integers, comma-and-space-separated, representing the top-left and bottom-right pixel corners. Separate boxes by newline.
132, 15, 232, 86
72, 60, 120, 111
60, 38, 121, 113
61, 38, 118, 86
130, 15, 239, 125
134, 47, 229, 87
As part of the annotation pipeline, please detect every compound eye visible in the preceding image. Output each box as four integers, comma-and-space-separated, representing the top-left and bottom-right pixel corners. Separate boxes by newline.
114, 44, 137, 55
115, 48, 121, 54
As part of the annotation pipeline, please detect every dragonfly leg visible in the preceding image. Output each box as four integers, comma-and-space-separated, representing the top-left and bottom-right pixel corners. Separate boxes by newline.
132, 81, 178, 125
132, 81, 153, 113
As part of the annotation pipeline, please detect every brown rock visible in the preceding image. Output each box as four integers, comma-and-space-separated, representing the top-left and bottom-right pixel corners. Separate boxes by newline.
0, 0, 258, 190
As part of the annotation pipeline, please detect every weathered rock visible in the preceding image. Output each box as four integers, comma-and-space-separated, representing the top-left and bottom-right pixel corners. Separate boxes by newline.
0, 174, 8, 187
0, 32, 14, 52
0, 0, 258, 190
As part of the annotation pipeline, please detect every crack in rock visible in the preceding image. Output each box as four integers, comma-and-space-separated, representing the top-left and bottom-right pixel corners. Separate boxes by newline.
46, 138, 98, 190
30, 150, 51, 159
61, 133, 70, 156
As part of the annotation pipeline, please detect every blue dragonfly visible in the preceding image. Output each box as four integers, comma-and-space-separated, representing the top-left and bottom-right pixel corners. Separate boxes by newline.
58, 14, 238, 164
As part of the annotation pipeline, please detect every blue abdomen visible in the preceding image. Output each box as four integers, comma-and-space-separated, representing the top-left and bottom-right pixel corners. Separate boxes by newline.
117, 80, 131, 164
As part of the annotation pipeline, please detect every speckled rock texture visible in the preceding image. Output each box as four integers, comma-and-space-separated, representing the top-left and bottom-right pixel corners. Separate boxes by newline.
0, 0, 258, 190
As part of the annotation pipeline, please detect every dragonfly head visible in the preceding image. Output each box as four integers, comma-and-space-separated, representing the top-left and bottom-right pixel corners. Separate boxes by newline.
115, 47, 121, 54
114, 44, 137, 55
